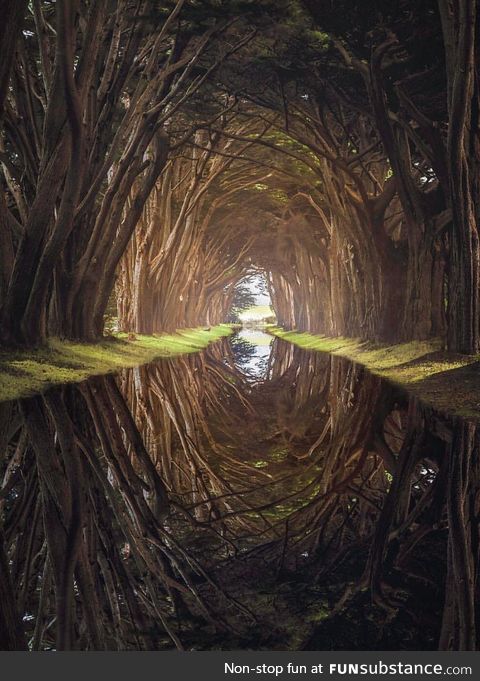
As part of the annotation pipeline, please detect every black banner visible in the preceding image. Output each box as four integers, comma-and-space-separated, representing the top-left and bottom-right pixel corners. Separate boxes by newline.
0, 651, 478, 681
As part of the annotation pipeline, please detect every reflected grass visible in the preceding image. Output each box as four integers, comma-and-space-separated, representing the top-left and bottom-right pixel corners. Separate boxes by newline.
269, 327, 480, 422
0, 324, 234, 402
240, 331, 273, 347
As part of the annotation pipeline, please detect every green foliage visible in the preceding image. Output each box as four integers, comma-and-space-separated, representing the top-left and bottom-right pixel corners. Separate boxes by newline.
226, 280, 258, 322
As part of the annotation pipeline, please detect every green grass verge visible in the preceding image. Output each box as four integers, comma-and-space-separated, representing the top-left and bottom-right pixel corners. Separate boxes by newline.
239, 304, 275, 321
269, 327, 480, 422
0, 324, 234, 402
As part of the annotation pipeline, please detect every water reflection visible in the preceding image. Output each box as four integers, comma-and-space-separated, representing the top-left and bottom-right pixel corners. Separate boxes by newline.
0, 335, 478, 650
229, 328, 273, 380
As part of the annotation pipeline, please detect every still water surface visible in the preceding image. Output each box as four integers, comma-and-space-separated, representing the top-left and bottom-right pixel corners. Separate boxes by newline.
0, 331, 474, 650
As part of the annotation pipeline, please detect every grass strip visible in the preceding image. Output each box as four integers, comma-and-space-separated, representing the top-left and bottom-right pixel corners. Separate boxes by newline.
0, 324, 234, 402
269, 327, 480, 422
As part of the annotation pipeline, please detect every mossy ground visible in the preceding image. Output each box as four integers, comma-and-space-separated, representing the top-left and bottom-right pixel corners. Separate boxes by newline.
0, 324, 234, 402
269, 328, 480, 422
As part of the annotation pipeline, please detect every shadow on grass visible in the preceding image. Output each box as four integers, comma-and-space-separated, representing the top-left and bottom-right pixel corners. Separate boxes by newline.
271, 328, 480, 423
0, 364, 29, 377
398, 359, 480, 421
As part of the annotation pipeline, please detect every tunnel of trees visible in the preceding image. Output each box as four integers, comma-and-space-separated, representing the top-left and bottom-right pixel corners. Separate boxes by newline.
1, 0, 479, 350
1, 0, 480, 652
